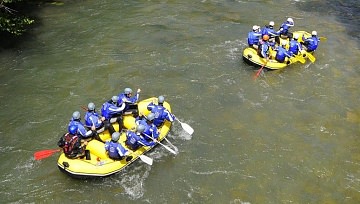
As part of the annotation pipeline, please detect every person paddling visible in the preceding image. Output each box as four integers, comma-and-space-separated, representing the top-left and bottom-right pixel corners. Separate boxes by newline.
105, 132, 133, 161
147, 95, 176, 127
302, 31, 319, 52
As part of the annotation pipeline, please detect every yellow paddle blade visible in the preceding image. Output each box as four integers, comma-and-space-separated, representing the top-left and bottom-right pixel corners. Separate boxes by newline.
295, 55, 306, 64
319, 37, 327, 41
306, 52, 316, 63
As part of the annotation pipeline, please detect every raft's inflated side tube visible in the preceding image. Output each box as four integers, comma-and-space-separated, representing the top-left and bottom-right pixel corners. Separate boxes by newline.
86, 140, 108, 159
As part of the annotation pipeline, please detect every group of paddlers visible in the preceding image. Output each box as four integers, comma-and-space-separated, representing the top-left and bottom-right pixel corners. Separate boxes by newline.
247, 18, 320, 63
57, 88, 175, 161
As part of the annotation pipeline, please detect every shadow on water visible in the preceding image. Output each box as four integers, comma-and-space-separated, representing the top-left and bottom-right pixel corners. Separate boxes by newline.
0, 0, 50, 50
297, 0, 360, 46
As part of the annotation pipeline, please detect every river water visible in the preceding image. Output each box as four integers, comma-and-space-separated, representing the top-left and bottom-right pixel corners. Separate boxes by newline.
0, 0, 359, 203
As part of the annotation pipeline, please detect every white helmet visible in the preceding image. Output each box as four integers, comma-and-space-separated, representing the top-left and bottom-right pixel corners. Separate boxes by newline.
287, 18, 294, 26
311, 31, 317, 36
252, 25, 258, 31
293, 34, 299, 40
269, 21, 275, 27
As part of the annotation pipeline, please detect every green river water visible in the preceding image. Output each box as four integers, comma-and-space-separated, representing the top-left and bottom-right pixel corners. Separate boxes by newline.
0, 0, 359, 203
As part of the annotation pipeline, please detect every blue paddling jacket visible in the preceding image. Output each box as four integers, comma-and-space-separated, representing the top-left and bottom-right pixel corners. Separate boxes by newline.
261, 26, 279, 39
118, 92, 140, 111
101, 100, 125, 120
258, 41, 270, 59
125, 130, 155, 150
289, 39, 302, 55
303, 36, 319, 52
275, 46, 292, 63
84, 111, 102, 129
247, 31, 262, 46
105, 141, 128, 160
135, 118, 160, 140
279, 21, 293, 36
68, 119, 89, 139
147, 102, 175, 127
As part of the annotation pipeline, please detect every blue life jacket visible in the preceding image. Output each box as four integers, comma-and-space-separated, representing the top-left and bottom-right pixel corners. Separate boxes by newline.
68, 119, 88, 137
275, 46, 291, 62
289, 39, 301, 55
247, 31, 261, 46
84, 111, 102, 128
136, 119, 160, 140
258, 41, 270, 58
118, 92, 139, 111
101, 100, 124, 120
105, 141, 128, 159
261, 26, 279, 38
147, 103, 175, 127
303, 36, 319, 52
125, 130, 154, 150
279, 21, 292, 35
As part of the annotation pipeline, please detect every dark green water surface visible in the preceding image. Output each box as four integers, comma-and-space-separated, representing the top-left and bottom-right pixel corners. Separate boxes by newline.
0, 0, 359, 203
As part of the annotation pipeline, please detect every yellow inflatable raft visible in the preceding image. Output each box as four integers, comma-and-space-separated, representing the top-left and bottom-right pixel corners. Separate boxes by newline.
57, 97, 172, 178
243, 31, 313, 70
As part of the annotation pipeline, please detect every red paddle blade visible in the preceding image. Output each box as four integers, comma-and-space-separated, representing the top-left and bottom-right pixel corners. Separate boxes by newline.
34, 149, 60, 160
253, 60, 268, 80
254, 68, 262, 78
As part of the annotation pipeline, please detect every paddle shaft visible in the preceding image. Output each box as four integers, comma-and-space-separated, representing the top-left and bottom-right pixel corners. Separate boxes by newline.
163, 137, 178, 152
143, 134, 177, 155
254, 59, 268, 80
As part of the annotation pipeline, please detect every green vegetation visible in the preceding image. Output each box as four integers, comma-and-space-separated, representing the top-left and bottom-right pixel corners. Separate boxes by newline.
0, 0, 35, 36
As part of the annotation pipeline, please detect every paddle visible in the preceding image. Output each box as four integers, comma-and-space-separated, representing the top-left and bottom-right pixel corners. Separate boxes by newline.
34, 149, 60, 160
305, 52, 316, 63
143, 134, 177, 155
175, 118, 194, 135
138, 155, 153, 165
319, 36, 327, 41
163, 137, 178, 153
294, 54, 306, 64
253, 59, 268, 80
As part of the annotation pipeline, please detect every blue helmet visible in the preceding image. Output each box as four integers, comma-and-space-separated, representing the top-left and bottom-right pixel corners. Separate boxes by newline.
68, 125, 78, 135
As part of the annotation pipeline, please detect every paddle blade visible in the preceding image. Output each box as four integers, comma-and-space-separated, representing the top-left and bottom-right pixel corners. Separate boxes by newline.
180, 122, 194, 135
254, 67, 263, 80
306, 52, 316, 63
161, 143, 177, 155
319, 37, 327, 41
139, 155, 153, 165
34, 149, 60, 160
295, 55, 306, 64
253, 60, 268, 80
